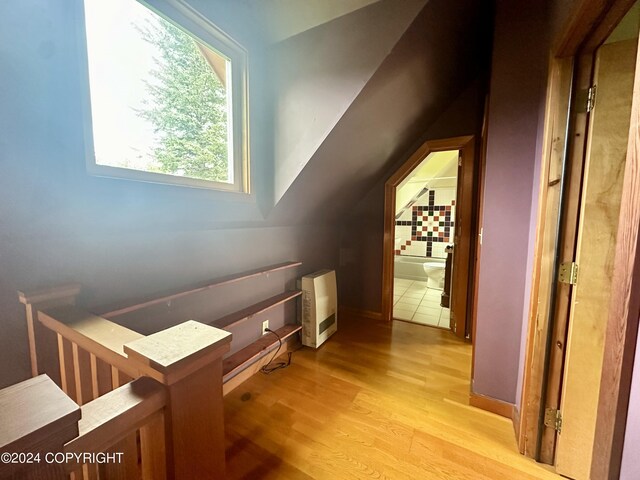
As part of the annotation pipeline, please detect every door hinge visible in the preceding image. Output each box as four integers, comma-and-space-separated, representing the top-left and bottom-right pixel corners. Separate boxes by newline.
558, 262, 578, 285
587, 85, 596, 113
574, 85, 596, 113
544, 408, 563, 432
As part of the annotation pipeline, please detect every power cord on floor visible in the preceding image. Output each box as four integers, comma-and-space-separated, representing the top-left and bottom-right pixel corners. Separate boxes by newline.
260, 328, 293, 374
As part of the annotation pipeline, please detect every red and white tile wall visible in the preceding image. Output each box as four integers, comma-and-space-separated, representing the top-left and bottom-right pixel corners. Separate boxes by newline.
394, 187, 456, 259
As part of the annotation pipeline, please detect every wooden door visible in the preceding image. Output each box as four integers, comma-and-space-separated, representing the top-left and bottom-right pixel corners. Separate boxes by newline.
450, 144, 475, 338
555, 31, 639, 480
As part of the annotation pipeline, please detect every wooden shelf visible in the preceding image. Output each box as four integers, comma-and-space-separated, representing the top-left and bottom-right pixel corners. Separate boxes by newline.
94, 261, 302, 319
208, 290, 302, 331
223, 324, 302, 382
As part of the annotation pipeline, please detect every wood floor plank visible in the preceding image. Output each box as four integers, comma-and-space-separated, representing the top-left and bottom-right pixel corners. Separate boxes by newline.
224, 314, 561, 479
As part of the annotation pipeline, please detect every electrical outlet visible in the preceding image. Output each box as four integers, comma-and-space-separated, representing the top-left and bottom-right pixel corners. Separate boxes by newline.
262, 320, 269, 335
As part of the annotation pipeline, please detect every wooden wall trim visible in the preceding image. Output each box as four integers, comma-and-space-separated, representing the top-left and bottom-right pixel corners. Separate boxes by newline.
591, 32, 640, 480
582, 0, 639, 53
470, 93, 490, 380
513, 406, 521, 440
469, 392, 515, 419
554, 0, 637, 57
382, 139, 433, 322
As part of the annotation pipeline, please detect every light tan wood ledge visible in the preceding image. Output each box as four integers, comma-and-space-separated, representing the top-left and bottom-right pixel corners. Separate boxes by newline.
18, 284, 82, 306
124, 320, 232, 385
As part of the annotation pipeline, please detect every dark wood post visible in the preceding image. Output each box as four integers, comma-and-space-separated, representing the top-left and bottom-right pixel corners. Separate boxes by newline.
124, 320, 232, 480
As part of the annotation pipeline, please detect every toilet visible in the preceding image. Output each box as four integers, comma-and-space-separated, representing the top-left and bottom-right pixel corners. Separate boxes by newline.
422, 261, 445, 289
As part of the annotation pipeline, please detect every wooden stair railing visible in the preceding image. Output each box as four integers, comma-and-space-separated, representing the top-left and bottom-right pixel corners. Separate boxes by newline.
20, 262, 303, 400
10, 303, 231, 479
37, 305, 144, 403
64, 376, 167, 479
0, 375, 167, 480
18, 284, 82, 387
16, 262, 304, 476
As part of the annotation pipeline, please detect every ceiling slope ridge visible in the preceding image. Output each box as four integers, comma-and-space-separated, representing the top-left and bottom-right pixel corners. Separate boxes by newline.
255, 0, 387, 45
268, 0, 429, 206
267, 0, 491, 226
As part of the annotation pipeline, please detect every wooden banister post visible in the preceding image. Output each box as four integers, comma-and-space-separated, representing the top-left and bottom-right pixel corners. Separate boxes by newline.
18, 284, 82, 384
123, 321, 232, 480
0, 375, 81, 479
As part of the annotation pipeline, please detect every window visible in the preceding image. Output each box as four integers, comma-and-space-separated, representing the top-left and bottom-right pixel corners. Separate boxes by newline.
81, 0, 248, 192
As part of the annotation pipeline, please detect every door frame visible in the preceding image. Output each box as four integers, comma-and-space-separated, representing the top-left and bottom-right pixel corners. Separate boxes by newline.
381, 135, 476, 340
517, 1, 640, 477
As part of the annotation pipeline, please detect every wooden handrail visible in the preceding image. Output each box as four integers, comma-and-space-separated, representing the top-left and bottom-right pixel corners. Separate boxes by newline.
95, 261, 302, 319
17, 284, 82, 306
64, 376, 165, 464
1, 375, 168, 480
38, 305, 144, 379
14, 313, 232, 479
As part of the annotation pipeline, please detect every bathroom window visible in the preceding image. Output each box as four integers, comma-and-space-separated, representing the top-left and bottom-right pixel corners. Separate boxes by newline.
81, 0, 249, 192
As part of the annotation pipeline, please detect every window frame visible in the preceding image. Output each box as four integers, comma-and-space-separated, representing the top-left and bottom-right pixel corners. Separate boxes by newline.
79, 0, 250, 193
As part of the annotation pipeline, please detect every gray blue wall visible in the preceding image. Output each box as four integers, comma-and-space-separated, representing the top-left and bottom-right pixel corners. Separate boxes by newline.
0, 0, 338, 388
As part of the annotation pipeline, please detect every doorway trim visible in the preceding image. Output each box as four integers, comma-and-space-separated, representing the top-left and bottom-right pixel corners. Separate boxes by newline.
381, 135, 476, 336
517, 0, 640, 477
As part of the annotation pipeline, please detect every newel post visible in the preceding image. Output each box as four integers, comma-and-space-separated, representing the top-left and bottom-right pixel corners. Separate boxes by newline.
18, 284, 82, 383
0, 375, 81, 479
123, 320, 232, 480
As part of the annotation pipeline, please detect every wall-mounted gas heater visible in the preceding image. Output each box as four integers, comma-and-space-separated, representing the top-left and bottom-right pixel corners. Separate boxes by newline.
300, 270, 337, 348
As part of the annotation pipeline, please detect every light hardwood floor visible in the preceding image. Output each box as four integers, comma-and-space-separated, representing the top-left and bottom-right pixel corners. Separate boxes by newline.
224, 315, 561, 479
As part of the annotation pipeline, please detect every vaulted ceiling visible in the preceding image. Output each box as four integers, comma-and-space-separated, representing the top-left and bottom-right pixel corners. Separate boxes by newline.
154, 0, 492, 227
267, 0, 493, 224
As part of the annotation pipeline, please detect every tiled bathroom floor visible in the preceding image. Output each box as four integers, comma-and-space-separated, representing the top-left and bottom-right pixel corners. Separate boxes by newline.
393, 278, 451, 329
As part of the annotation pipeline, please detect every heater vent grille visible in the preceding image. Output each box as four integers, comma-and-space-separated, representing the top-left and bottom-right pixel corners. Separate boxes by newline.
319, 314, 336, 335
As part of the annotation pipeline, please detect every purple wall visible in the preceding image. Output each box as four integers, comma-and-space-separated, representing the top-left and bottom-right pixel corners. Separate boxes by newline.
339, 80, 486, 311
473, 0, 550, 403
269, 0, 426, 202
270, 0, 492, 225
